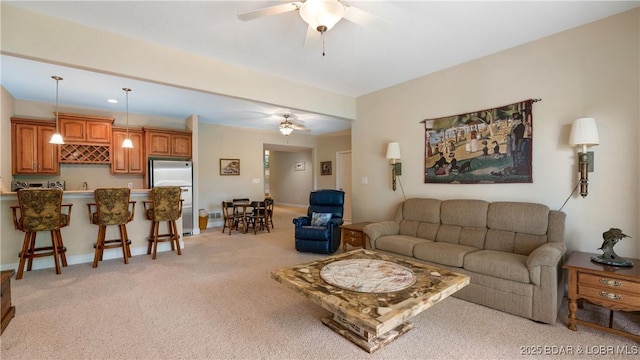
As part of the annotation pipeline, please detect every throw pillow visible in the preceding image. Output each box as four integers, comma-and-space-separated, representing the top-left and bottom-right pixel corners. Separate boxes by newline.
310, 212, 332, 226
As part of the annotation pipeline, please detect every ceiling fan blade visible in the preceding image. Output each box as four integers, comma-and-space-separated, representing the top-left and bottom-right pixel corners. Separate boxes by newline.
343, 5, 392, 32
303, 25, 321, 48
237, 2, 301, 21
292, 125, 311, 131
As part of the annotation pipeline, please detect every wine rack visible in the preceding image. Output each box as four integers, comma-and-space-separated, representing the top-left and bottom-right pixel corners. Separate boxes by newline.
60, 144, 111, 164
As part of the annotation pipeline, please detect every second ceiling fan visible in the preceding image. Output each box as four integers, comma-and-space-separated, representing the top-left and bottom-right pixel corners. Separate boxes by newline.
279, 114, 310, 136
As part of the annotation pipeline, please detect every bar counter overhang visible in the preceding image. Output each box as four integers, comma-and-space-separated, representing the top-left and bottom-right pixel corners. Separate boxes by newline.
0, 190, 184, 272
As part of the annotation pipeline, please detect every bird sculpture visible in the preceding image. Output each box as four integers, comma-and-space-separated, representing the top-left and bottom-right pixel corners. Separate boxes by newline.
591, 228, 633, 267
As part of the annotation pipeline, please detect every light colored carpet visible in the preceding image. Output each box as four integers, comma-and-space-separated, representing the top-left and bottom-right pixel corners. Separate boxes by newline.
1, 205, 638, 359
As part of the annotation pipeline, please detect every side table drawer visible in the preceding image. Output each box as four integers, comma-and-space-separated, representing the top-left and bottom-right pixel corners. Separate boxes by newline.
345, 230, 363, 240
577, 284, 640, 309
579, 273, 640, 294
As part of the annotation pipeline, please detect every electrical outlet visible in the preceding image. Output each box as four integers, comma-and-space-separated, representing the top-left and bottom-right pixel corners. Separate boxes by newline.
127, 183, 133, 189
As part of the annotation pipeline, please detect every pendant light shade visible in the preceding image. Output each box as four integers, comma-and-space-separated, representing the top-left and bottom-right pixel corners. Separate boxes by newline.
122, 88, 134, 148
49, 76, 64, 144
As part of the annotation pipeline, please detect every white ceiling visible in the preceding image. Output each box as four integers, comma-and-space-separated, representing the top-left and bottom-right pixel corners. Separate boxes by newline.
1, 1, 637, 135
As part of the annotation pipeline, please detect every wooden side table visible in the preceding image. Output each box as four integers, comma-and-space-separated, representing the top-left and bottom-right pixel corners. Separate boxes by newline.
341, 222, 373, 252
1, 270, 16, 334
563, 251, 640, 342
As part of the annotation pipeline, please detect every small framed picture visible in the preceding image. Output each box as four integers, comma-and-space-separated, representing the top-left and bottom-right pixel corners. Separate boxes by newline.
294, 161, 306, 171
320, 161, 332, 175
220, 158, 240, 175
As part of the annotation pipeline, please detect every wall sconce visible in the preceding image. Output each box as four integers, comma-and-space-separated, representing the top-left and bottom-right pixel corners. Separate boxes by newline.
569, 117, 599, 197
386, 142, 402, 191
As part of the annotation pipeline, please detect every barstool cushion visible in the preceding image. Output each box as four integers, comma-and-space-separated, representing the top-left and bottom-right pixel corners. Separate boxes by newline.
150, 187, 182, 221
17, 189, 63, 231
94, 188, 131, 226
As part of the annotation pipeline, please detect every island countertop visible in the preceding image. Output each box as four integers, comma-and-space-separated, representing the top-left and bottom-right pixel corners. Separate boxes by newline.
0, 189, 182, 273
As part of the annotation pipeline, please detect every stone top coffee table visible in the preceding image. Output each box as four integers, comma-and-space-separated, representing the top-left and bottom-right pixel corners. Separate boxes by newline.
271, 249, 470, 353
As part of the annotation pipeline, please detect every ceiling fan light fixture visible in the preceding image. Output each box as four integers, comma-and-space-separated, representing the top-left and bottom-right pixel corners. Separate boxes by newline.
279, 123, 294, 136
299, 0, 345, 32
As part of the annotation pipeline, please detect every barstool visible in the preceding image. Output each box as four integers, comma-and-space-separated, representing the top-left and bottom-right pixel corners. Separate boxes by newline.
87, 188, 136, 268
11, 188, 72, 280
144, 186, 183, 259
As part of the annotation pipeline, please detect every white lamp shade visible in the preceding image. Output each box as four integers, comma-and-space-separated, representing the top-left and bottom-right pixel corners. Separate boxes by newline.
386, 142, 401, 160
49, 133, 64, 145
299, 0, 345, 31
122, 138, 134, 148
569, 117, 599, 146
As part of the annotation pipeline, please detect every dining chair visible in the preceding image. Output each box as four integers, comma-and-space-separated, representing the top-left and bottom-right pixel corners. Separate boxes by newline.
11, 188, 72, 279
87, 188, 135, 268
144, 186, 183, 259
247, 200, 270, 234
264, 197, 274, 229
232, 198, 250, 233
222, 201, 241, 235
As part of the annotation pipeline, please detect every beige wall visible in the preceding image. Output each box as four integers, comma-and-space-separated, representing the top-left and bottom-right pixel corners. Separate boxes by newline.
269, 150, 313, 205
196, 123, 324, 220
316, 131, 351, 190
353, 9, 640, 258
1, 87, 14, 193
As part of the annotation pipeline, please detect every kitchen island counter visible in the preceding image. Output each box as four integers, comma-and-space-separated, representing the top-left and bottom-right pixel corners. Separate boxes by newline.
0, 189, 182, 272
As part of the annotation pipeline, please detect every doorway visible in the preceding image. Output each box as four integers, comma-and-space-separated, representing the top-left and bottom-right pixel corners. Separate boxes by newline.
336, 150, 352, 222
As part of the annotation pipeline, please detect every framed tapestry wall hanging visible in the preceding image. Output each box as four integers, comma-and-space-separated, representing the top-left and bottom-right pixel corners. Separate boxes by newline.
424, 99, 535, 184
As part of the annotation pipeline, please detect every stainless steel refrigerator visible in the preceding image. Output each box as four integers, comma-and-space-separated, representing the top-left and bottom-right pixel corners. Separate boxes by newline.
148, 159, 193, 235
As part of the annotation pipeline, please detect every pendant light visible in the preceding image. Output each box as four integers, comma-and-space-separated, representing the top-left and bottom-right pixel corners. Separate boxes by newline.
49, 76, 64, 144
121, 88, 133, 148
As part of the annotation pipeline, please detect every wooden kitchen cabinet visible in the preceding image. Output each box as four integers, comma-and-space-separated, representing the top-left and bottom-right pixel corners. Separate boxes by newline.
112, 127, 144, 175
58, 113, 113, 144
11, 118, 60, 175
143, 127, 192, 158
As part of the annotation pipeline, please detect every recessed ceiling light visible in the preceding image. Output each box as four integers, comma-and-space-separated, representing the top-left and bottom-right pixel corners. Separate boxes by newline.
107, 99, 118, 103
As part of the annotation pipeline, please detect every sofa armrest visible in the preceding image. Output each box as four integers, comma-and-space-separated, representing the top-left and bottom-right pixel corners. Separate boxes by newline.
526, 242, 567, 285
364, 221, 399, 249
292, 216, 311, 227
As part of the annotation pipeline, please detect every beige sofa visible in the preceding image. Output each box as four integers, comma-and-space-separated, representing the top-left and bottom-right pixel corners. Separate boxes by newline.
364, 198, 566, 324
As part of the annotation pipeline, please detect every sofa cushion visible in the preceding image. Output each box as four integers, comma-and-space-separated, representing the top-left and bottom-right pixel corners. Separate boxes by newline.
458, 227, 487, 249
487, 202, 549, 235
399, 219, 419, 237
514, 233, 548, 256
463, 250, 530, 284
416, 222, 439, 241
441, 199, 489, 228
402, 198, 442, 222
414, 242, 480, 268
435, 224, 461, 244
485, 229, 515, 253
375, 235, 428, 257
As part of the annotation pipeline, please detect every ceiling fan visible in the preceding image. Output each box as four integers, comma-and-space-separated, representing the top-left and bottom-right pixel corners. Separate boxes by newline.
279, 114, 310, 136
238, 0, 390, 53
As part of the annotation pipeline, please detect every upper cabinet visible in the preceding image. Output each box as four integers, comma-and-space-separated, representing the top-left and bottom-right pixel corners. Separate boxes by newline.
143, 127, 192, 159
111, 127, 144, 175
57, 113, 114, 164
11, 118, 60, 175
58, 113, 113, 143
